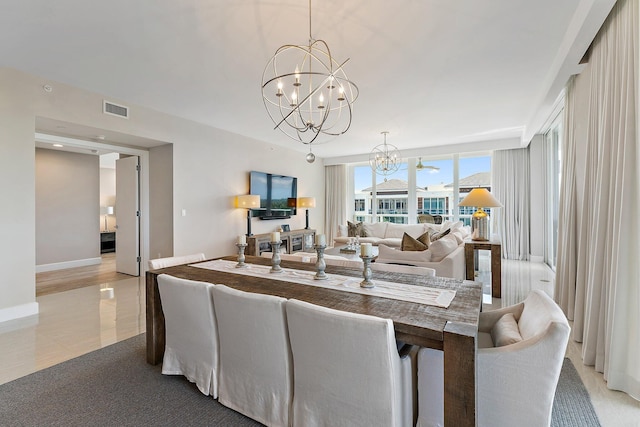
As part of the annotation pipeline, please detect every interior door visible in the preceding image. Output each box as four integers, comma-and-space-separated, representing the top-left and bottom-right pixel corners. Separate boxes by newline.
115, 156, 140, 276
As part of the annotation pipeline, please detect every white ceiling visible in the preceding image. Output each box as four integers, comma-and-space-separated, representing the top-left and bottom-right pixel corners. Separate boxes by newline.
1, 0, 615, 159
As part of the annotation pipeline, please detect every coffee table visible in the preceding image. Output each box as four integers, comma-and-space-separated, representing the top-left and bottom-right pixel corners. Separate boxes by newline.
322, 244, 379, 261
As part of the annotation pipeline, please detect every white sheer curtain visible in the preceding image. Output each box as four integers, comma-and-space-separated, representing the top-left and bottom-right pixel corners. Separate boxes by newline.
555, 0, 639, 400
492, 148, 530, 260
324, 165, 347, 246
555, 77, 579, 322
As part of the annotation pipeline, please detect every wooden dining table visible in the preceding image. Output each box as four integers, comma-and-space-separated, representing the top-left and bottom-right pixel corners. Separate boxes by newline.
146, 255, 482, 427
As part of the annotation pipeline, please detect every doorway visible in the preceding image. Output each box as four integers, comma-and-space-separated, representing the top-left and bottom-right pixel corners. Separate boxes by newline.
35, 133, 151, 279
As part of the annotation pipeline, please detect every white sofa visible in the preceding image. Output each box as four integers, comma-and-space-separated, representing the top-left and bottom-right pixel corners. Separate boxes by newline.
375, 241, 465, 280
334, 221, 469, 279
334, 222, 432, 248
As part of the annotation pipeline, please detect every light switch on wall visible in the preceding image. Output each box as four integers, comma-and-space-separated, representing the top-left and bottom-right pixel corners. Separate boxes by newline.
181, 209, 187, 217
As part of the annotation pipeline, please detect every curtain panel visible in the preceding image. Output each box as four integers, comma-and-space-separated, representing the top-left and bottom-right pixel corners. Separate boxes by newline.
324, 165, 347, 246
555, 0, 639, 400
492, 148, 530, 260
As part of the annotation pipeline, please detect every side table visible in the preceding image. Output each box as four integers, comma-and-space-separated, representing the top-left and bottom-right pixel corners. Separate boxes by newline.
464, 239, 501, 298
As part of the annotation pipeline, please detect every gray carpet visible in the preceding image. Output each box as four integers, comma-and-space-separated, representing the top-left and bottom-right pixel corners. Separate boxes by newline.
552, 358, 602, 427
0, 334, 601, 426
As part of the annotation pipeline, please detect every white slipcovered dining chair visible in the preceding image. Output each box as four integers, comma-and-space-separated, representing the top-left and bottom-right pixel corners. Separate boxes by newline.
148, 253, 206, 270
211, 285, 292, 427
417, 290, 570, 427
286, 299, 415, 427
157, 274, 219, 397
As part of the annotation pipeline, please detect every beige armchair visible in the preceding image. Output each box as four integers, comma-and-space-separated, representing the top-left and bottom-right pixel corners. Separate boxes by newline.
417, 290, 571, 427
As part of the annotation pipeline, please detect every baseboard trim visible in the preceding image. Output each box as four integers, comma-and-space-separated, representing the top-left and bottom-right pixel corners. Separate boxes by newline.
36, 257, 102, 273
0, 302, 39, 324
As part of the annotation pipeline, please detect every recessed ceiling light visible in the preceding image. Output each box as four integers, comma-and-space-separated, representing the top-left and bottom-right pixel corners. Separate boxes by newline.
43, 85, 53, 93
52, 143, 63, 148
96, 135, 105, 140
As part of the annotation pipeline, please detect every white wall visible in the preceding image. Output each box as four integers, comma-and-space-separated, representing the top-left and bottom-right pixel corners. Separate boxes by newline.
149, 144, 174, 260
0, 66, 324, 322
0, 68, 38, 321
100, 166, 116, 232
36, 148, 100, 266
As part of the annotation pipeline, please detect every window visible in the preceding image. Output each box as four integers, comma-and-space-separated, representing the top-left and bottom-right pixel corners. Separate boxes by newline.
457, 155, 492, 226
416, 158, 453, 222
351, 155, 492, 225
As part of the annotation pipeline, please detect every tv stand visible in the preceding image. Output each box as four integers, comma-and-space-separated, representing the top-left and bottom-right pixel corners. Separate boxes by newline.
247, 229, 316, 256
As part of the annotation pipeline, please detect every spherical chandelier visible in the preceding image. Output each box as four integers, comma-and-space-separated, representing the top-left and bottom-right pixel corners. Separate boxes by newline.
369, 131, 401, 181
261, 0, 358, 149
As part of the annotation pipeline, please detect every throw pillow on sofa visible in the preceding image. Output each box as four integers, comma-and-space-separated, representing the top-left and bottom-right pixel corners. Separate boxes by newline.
362, 222, 388, 238
429, 227, 450, 242
347, 221, 368, 237
490, 313, 523, 347
429, 234, 459, 262
401, 232, 430, 251
384, 223, 427, 239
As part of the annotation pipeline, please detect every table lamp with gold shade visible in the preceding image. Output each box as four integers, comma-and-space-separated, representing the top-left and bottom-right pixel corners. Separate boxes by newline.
236, 195, 261, 236
297, 197, 316, 230
458, 188, 502, 241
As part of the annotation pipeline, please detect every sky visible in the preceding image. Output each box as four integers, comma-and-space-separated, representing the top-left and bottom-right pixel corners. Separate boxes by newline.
354, 155, 491, 192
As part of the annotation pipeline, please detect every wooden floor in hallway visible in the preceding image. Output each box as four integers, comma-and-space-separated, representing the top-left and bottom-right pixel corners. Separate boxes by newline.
36, 253, 134, 297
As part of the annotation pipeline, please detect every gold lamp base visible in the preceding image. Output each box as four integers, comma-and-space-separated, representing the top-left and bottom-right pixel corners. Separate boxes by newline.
471, 208, 490, 241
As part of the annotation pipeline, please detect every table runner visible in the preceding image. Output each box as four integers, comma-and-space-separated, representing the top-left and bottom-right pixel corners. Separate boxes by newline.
190, 259, 456, 308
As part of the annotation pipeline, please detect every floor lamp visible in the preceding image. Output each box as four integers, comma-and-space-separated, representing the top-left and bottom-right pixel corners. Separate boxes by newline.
236, 195, 260, 236
458, 188, 502, 241
297, 197, 316, 230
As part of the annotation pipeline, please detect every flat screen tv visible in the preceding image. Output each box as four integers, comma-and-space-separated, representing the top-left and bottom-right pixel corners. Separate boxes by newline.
249, 171, 297, 219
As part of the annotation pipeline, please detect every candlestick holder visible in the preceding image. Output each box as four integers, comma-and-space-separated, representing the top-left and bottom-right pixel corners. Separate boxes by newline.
359, 255, 375, 288
235, 243, 248, 268
314, 244, 328, 280
270, 241, 283, 273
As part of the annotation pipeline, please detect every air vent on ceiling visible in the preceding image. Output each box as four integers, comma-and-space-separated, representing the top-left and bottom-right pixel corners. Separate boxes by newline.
103, 100, 129, 119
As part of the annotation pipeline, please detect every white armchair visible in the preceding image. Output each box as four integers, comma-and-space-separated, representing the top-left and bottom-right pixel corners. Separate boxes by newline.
286, 299, 416, 427
417, 290, 570, 427
157, 274, 219, 397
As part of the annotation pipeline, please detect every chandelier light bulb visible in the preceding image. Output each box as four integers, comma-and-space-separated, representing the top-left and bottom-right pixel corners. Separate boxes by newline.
276, 80, 283, 97
318, 93, 325, 109
327, 75, 335, 89
294, 66, 301, 86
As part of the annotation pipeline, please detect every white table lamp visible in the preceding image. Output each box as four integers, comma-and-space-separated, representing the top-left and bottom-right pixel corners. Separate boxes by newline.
298, 197, 316, 230
458, 188, 502, 241
236, 195, 261, 236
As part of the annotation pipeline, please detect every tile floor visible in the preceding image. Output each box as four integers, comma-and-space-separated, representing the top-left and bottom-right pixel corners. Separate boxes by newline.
0, 260, 638, 425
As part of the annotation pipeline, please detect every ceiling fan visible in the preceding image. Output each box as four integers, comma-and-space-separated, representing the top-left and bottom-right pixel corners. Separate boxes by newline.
416, 157, 440, 172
